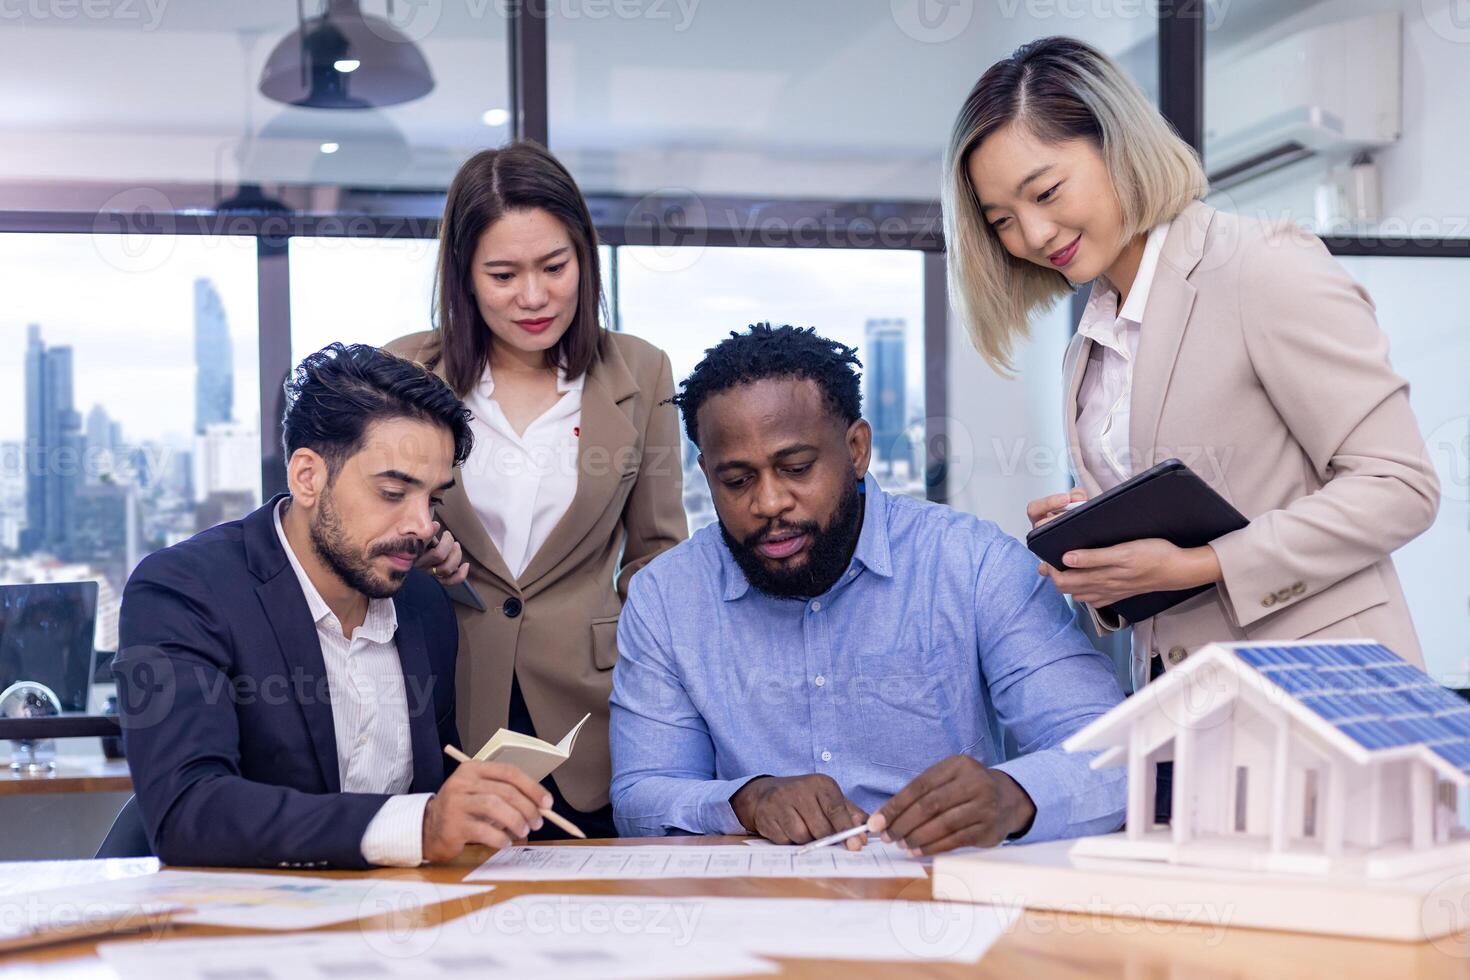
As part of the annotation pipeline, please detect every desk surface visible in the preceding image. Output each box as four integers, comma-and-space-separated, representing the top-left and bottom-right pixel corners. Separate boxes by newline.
0, 758, 131, 797
1, 837, 1467, 978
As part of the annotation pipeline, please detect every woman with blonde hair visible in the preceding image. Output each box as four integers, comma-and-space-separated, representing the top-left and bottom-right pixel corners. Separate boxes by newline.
943, 36, 1438, 698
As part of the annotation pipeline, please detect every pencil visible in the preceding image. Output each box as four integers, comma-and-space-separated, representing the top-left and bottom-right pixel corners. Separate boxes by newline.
442, 744, 587, 840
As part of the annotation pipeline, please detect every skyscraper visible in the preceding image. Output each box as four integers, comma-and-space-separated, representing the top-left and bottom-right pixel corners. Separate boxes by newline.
194, 277, 233, 434
864, 318, 910, 476
84, 404, 116, 485
22, 324, 82, 555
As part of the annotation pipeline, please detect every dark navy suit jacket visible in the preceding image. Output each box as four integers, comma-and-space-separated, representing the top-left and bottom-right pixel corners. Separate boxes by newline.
114, 494, 460, 869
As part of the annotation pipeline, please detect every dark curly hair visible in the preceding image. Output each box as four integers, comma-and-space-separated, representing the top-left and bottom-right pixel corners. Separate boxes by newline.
281, 343, 474, 476
668, 323, 864, 448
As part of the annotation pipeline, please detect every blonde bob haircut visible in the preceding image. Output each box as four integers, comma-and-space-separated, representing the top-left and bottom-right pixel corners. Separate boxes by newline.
943, 36, 1206, 373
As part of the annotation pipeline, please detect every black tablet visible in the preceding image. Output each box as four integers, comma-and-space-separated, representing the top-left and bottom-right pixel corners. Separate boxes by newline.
1025, 459, 1248, 625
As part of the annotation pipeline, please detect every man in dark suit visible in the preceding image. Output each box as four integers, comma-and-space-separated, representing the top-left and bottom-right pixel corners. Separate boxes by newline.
115, 343, 551, 869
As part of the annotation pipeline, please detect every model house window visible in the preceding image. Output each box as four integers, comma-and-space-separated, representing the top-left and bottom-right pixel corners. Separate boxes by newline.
1303, 769, 1319, 838
1234, 766, 1249, 832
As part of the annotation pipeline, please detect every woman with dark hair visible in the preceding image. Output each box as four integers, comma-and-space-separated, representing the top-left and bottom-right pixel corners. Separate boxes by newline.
942, 37, 1437, 696
387, 142, 685, 839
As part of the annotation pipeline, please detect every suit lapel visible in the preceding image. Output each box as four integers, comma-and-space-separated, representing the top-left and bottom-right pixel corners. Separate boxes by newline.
435, 471, 517, 590
1061, 326, 1104, 497
391, 598, 443, 793
245, 500, 342, 793
410, 342, 519, 591
518, 339, 640, 592
1127, 202, 1211, 469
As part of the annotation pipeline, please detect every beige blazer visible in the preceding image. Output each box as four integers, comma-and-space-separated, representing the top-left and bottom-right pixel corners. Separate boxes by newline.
1062, 201, 1439, 683
385, 329, 686, 811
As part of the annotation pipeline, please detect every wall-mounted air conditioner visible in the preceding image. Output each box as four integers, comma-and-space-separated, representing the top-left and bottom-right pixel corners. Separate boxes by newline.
1204, 12, 1401, 190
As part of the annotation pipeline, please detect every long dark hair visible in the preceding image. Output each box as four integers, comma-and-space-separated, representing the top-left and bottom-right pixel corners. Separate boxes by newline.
431, 141, 606, 397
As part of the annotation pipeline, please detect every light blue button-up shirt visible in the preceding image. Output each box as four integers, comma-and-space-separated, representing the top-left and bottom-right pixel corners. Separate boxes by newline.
610, 475, 1127, 843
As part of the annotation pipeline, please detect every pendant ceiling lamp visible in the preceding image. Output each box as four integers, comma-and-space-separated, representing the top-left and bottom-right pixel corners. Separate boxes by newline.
259, 0, 434, 109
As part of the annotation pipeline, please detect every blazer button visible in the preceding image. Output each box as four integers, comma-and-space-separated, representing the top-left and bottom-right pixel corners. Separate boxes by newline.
1262, 594, 1277, 608
1275, 588, 1293, 603
1291, 582, 1306, 596
1167, 646, 1188, 666
502, 597, 523, 618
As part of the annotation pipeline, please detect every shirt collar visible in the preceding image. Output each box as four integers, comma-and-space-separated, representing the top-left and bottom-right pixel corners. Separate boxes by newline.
476, 360, 585, 398
272, 498, 398, 642
720, 473, 892, 602
1077, 221, 1170, 344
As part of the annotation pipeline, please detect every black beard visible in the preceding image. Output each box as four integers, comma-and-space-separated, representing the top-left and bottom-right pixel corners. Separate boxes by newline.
306, 488, 421, 600
720, 478, 864, 600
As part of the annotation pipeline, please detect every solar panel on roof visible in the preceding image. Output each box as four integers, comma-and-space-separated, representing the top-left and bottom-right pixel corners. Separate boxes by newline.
1227, 642, 1470, 776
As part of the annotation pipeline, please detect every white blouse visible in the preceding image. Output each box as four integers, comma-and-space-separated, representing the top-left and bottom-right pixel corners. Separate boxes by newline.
1074, 221, 1170, 491
460, 364, 583, 581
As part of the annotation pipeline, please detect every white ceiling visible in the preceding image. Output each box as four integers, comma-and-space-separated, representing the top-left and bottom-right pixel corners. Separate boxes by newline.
0, 0, 1317, 199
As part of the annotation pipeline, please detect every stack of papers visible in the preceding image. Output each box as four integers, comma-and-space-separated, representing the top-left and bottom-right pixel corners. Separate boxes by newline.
0, 900, 183, 953
479, 894, 1020, 963
16, 870, 494, 930
97, 894, 1020, 978
100, 930, 776, 980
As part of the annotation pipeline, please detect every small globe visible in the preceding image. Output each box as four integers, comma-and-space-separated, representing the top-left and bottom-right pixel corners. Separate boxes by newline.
0, 681, 62, 720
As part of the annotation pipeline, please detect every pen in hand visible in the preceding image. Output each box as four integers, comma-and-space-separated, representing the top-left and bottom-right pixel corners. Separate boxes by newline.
794, 818, 876, 856
442, 744, 586, 840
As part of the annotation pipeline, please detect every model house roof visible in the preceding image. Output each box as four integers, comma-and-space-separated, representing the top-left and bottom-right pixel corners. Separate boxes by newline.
1065, 640, 1470, 785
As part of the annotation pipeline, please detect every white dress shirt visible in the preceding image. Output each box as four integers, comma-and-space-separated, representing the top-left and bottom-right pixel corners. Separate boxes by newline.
461, 363, 584, 581
1074, 222, 1171, 491
273, 500, 430, 867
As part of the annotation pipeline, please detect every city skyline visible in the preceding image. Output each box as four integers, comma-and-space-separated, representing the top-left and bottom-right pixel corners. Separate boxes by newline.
0, 233, 260, 444
3, 242, 262, 618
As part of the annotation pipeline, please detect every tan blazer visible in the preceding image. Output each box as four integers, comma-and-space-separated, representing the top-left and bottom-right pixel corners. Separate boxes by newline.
1062, 201, 1439, 684
385, 329, 686, 811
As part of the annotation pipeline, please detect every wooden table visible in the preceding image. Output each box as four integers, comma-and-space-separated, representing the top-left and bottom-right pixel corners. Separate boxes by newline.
2, 836, 1468, 978
0, 759, 131, 797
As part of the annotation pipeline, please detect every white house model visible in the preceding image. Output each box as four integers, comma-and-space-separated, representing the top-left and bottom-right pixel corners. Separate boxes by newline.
1062, 639, 1470, 878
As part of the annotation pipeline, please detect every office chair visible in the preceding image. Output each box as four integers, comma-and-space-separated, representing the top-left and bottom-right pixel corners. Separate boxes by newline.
95, 795, 152, 859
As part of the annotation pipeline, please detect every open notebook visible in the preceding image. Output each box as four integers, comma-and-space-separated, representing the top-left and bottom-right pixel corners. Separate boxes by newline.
470, 713, 591, 783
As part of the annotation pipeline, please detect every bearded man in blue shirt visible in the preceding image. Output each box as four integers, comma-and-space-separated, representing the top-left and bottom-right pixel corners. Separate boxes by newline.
609, 323, 1126, 855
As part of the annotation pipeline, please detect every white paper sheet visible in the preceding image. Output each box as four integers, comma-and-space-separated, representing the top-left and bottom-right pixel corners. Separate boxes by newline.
474, 894, 1021, 964
18, 870, 494, 930
99, 929, 778, 980
465, 844, 927, 881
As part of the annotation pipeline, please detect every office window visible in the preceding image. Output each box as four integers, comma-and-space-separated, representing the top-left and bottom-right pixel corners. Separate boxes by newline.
0, 233, 259, 650
1337, 255, 1470, 687
615, 245, 925, 532
289, 237, 440, 364
1204, 1, 1470, 240
548, 0, 1156, 200
0, 3, 510, 211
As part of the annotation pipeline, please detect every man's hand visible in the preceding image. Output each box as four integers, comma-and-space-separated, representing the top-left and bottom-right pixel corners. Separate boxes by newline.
421, 760, 552, 863
870, 756, 1036, 856
1039, 538, 1222, 607
730, 775, 868, 849
1026, 487, 1087, 529
416, 520, 470, 586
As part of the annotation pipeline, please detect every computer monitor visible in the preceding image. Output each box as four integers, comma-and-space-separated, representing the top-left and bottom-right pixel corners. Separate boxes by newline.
0, 581, 98, 713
